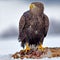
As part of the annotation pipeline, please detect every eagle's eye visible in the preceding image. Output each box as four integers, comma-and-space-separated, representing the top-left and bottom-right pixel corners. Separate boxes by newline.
29, 4, 36, 9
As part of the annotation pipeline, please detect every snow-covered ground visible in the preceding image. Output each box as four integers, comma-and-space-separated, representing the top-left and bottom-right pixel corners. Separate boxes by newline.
0, 36, 60, 60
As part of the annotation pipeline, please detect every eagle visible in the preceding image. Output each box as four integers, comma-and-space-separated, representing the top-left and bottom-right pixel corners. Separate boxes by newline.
18, 2, 49, 52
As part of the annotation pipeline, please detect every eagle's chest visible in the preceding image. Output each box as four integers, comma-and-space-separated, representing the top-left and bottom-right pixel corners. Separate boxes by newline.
25, 15, 44, 38
25, 15, 44, 35
28, 16, 44, 30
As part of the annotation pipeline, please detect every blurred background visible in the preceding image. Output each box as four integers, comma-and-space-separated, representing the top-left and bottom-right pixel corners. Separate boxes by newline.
0, 0, 60, 55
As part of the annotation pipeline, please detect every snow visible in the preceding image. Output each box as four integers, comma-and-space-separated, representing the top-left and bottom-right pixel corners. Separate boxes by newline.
0, 38, 22, 55
0, 36, 60, 60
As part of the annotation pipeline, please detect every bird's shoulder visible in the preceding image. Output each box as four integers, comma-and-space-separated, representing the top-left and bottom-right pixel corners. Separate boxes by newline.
43, 14, 49, 21
23, 10, 32, 19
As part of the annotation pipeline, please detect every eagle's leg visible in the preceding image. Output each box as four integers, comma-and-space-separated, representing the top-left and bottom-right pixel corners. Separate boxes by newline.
37, 43, 44, 51
25, 43, 30, 52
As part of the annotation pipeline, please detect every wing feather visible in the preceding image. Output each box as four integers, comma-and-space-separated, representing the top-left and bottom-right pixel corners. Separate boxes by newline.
43, 14, 49, 37
18, 15, 25, 40
19, 15, 25, 32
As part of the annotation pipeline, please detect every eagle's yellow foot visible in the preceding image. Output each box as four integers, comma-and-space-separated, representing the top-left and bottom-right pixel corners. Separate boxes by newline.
25, 43, 30, 52
37, 44, 44, 51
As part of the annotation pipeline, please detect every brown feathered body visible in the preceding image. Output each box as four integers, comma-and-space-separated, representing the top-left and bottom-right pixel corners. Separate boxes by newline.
18, 2, 49, 48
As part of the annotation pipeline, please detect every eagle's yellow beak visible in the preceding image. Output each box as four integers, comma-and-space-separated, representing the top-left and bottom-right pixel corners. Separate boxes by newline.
30, 4, 36, 9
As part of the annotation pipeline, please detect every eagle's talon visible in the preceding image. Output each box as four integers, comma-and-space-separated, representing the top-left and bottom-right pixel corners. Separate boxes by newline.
37, 44, 44, 51
25, 43, 31, 52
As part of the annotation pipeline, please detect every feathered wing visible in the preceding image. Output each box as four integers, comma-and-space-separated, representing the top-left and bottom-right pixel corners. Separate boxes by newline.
43, 14, 49, 37
18, 15, 25, 40
19, 15, 25, 32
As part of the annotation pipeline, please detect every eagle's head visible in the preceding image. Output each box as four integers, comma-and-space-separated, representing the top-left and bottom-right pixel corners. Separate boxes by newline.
29, 2, 44, 15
